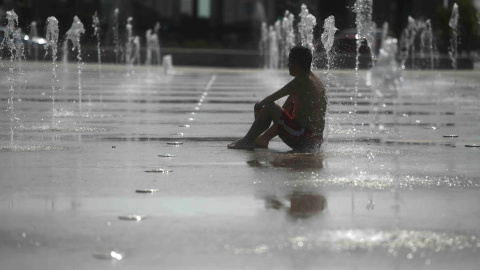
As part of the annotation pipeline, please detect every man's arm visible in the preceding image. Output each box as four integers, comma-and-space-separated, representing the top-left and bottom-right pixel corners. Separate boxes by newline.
256, 79, 297, 108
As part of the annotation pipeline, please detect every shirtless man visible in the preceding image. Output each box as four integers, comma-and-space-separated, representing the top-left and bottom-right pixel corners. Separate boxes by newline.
228, 46, 327, 151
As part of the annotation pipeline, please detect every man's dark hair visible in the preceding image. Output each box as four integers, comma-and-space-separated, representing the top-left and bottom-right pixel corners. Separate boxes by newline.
289, 46, 312, 71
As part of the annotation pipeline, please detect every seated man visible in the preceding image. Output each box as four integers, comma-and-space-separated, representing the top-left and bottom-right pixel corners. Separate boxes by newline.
228, 46, 327, 151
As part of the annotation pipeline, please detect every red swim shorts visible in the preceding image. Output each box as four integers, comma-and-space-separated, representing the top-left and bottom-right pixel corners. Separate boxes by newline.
277, 109, 323, 150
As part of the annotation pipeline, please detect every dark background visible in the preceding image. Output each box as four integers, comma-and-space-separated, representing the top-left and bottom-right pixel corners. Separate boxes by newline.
1, 0, 478, 67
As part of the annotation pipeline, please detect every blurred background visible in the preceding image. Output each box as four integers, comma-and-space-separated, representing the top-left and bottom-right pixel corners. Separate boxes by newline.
1, 0, 479, 67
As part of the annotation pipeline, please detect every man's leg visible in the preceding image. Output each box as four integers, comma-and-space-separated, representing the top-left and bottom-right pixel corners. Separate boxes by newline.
228, 103, 283, 149
255, 125, 277, 148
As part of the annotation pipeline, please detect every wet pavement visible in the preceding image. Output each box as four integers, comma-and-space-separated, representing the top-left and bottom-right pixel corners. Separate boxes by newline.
1, 62, 480, 269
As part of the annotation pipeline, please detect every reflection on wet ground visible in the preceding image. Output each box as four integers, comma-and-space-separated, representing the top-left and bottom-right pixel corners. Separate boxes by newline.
1, 63, 480, 269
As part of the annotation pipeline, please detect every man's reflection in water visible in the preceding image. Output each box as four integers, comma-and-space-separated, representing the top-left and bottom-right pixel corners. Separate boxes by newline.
264, 191, 326, 219
248, 150, 326, 218
246, 151, 324, 170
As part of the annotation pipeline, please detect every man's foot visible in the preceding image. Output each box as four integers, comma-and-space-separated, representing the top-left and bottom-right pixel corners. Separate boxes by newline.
228, 138, 254, 150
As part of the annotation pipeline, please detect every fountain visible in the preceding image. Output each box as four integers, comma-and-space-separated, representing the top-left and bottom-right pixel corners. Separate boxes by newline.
154, 22, 162, 64
259, 22, 268, 68
353, 0, 373, 132
113, 8, 120, 63
28, 21, 38, 63
321, 15, 338, 77
146, 26, 161, 66
145, 29, 153, 66
92, 11, 102, 72
65, 16, 85, 114
44, 16, 59, 128
268, 25, 279, 69
134, 36, 141, 65
449, 3, 459, 86
125, 17, 134, 74
283, 11, 295, 66
320, 15, 337, 150
298, 4, 317, 66
1, 10, 24, 148
399, 16, 418, 70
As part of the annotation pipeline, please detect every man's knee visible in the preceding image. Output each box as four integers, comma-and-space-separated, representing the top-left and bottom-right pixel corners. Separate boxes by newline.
263, 102, 281, 111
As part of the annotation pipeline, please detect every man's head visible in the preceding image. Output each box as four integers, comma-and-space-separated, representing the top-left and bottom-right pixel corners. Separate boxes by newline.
288, 46, 312, 75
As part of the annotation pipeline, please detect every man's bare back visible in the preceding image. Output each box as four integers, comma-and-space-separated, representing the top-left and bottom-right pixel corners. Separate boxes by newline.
286, 72, 326, 137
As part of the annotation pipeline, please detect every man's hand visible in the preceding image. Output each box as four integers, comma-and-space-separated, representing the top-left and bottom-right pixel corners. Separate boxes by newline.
254, 102, 263, 119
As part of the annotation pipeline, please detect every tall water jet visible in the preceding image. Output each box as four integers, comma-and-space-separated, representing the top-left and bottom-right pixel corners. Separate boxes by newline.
370, 37, 401, 99
134, 36, 141, 65
321, 15, 338, 77
92, 11, 102, 72
146, 26, 161, 66
146, 29, 153, 66
449, 3, 459, 86
400, 17, 418, 70
1, 10, 24, 147
320, 15, 337, 149
260, 22, 268, 68
154, 22, 161, 65
381, 22, 389, 48
125, 17, 134, 74
425, 20, 435, 71
113, 8, 120, 63
298, 4, 317, 65
353, 0, 373, 127
352, 0, 373, 206
275, 20, 284, 68
283, 11, 295, 65
65, 16, 85, 114
407, 17, 418, 70
44, 16, 59, 128
268, 25, 279, 69
29, 21, 38, 63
